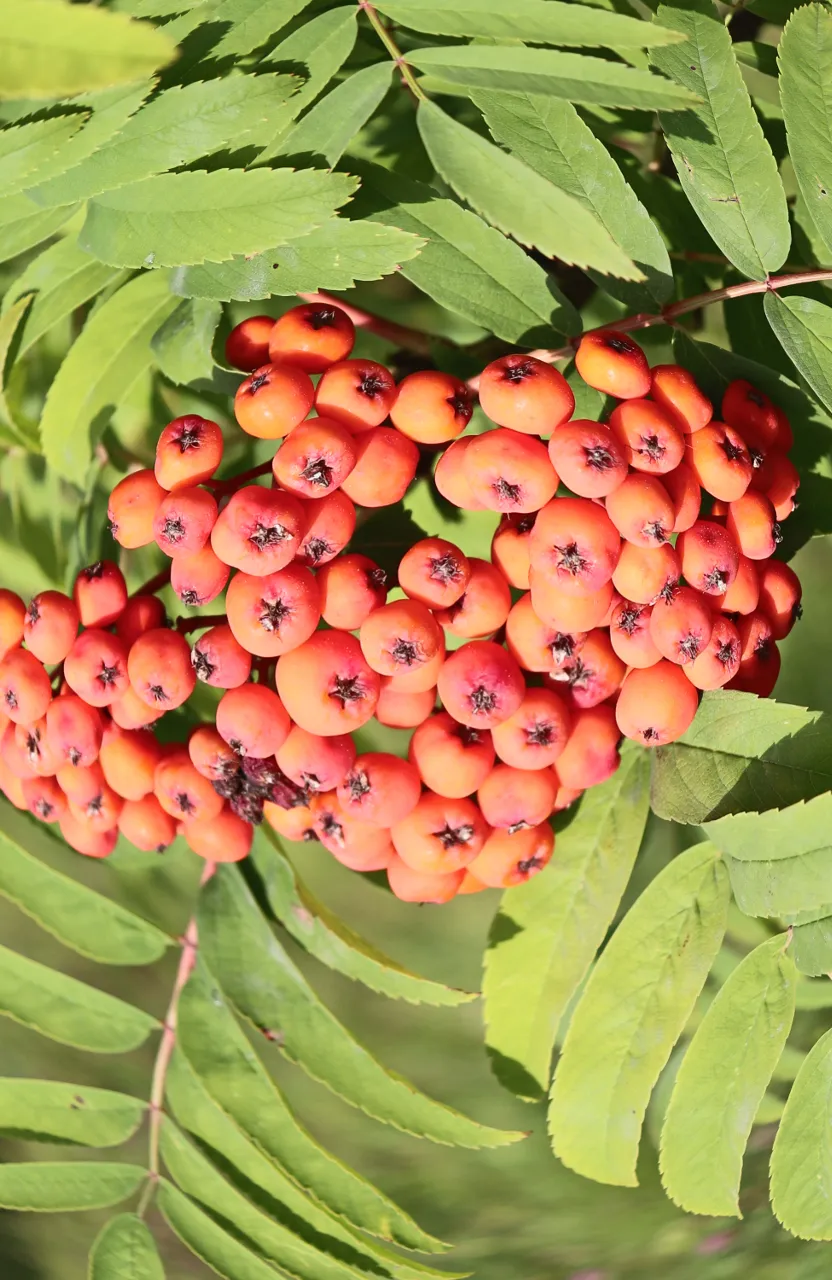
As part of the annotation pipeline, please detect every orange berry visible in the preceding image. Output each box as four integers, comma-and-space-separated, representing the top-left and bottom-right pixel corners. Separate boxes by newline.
688, 422, 753, 502
275, 724, 356, 794
184, 807, 253, 862
191, 624, 252, 689
650, 364, 712, 433
611, 541, 680, 606
506, 594, 585, 676
437, 639, 524, 729
478, 354, 574, 435
99, 723, 164, 801
381, 640, 445, 694
211, 485, 305, 575
114, 595, 166, 648
730, 612, 781, 697
390, 370, 472, 444
713, 554, 760, 616
127, 628, 195, 711
1, 719, 37, 779
409, 711, 495, 798
170, 543, 230, 608
296, 489, 356, 567
118, 794, 177, 852
490, 687, 570, 770
152, 486, 217, 558
554, 627, 626, 708
722, 379, 780, 450
268, 303, 354, 373
359, 598, 443, 678
0, 589, 25, 659
59, 810, 118, 858
609, 599, 662, 669
491, 514, 534, 590
73, 561, 128, 629
398, 538, 470, 610
555, 704, 620, 789
434, 558, 511, 639
609, 399, 685, 475
310, 791, 393, 870
726, 490, 780, 560
0, 647, 52, 723
391, 792, 488, 873
14, 717, 58, 777
67, 777, 123, 833
547, 420, 627, 498
467, 823, 554, 888
574, 329, 650, 399
215, 683, 290, 759
315, 358, 397, 433
685, 615, 741, 690
336, 752, 421, 827
45, 694, 103, 769
677, 519, 740, 595
616, 660, 699, 746
276, 631, 380, 736
188, 725, 239, 783
478, 763, 557, 830
319, 554, 388, 633
387, 854, 464, 903
263, 798, 317, 844
458, 870, 490, 895
529, 572, 615, 633
433, 437, 486, 510
234, 362, 315, 440
752, 450, 799, 521
108, 469, 165, 549
530, 496, 620, 593
154, 749, 224, 822
22, 775, 67, 824
757, 559, 802, 640
605, 472, 675, 548
272, 417, 357, 499
225, 564, 320, 659
662, 462, 701, 533
23, 591, 79, 665
375, 683, 436, 729
464, 428, 558, 514
225, 314, 274, 372
649, 585, 714, 666
109, 684, 163, 730
340, 426, 419, 507
155, 415, 224, 490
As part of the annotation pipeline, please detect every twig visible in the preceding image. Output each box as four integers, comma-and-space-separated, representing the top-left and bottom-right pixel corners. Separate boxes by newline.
357, 1, 427, 102
176, 613, 227, 635
298, 290, 433, 355
138, 860, 216, 1217
205, 459, 274, 493
133, 566, 171, 598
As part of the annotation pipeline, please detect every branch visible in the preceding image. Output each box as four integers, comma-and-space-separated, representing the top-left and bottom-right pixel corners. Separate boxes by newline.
205, 458, 274, 493
176, 613, 227, 635
357, 0, 427, 103
298, 290, 432, 355
133, 566, 171, 598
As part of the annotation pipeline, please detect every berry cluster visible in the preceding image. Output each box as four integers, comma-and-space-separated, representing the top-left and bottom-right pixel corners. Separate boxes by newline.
0, 303, 802, 905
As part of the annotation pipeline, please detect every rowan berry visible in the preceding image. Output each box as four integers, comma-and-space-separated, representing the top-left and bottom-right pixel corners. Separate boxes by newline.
477, 763, 557, 831
152, 487, 218, 558
109, 684, 164, 730
433, 437, 486, 510
490, 687, 570, 770
340, 427, 419, 508
389, 370, 471, 444
191, 624, 252, 689
268, 302, 355, 373
211, 485, 305, 575
310, 792, 393, 870
276, 630, 380, 736
314, 358, 397, 433
677, 520, 740, 596
436, 639, 524, 729
491, 514, 534, 590
336, 752, 422, 827
0, 647, 52, 723
99, 723, 164, 800
22, 775, 67, 823
188, 726, 239, 784
276, 724, 355, 795
650, 364, 712, 434
225, 314, 274, 372
554, 703, 620, 789
649, 585, 714, 666
554, 627, 626, 707
183, 807, 253, 862
722, 379, 780, 450
391, 792, 487, 873
234, 362, 315, 439
609, 400, 685, 475
359, 599, 443, 679
713, 554, 760, 616
529, 572, 615, 633
0, 755, 27, 808
0, 589, 25, 659
530, 497, 620, 593
505, 594, 585, 674
225, 564, 320, 659
574, 330, 650, 399
387, 854, 465, 903
617, 660, 699, 746
73, 561, 128, 629
59, 811, 118, 859
662, 462, 701, 533
398, 538, 469, 610
154, 750, 225, 823
216, 683, 289, 759
435, 558, 511, 639
67, 778, 123, 833
127, 629, 195, 711
263, 797, 317, 844
467, 823, 554, 888
726, 490, 780, 560
752, 450, 799, 520
45, 695, 103, 769
464, 428, 558, 514
375, 683, 436, 729
685, 614, 741, 690
115, 595, 166, 648
23, 591, 79, 665
379, 639, 445, 694
408, 711, 495, 798
272, 418, 357, 499
170, 543, 230, 608
458, 870, 489, 895
604, 472, 675, 547
688, 422, 753, 501
14, 718, 58, 777
1, 720, 36, 779
730, 612, 781, 696
296, 489, 356, 567
757, 559, 802, 640
478, 354, 574, 435
609, 599, 661, 668
611, 541, 680, 606
108, 469, 165, 549
155, 415, 224, 490
547, 420, 628, 498
118, 794, 177, 852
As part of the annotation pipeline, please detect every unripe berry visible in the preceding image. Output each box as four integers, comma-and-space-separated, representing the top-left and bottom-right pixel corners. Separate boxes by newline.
46, 694, 103, 769
226, 564, 320, 659
547, 420, 627, 498
464, 428, 558, 514
23, 591, 79, 665
99, 724, 164, 800
277, 631, 380, 737
0, 590, 25, 659
191, 624, 252, 689
491, 515, 534, 590
184, 807, 253, 862
276, 724, 356, 794
272, 417, 357, 498
436, 639, 524, 729
234, 362, 315, 439
359, 599, 443, 679
386, 854, 464, 903
118, 794, 177, 852
170, 543, 230, 607
575, 330, 650, 399
0, 647, 52, 723
609, 400, 685, 475
616, 661, 699, 746
268, 302, 355, 373
155, 415, 224, 490
650, 364, 712, 433
391, 792, 488, 873
409, 711, 495, 798
434, 558, 511, 639
490, 687, 570, 770
115, 595, 166, 648
153, 486, 218, 558
340, 427, 419, 508
108, 469, 165, 548
127, 629, 195, 711
530, 497, 620, 593
398, 538, 469, 610
314, 358, 397, 433
337, 753, 422, 827
225, 314, 274, 371
296, 489, 356, 567
685, 614, 741, 690
757, 559, 802, 640
555, 704, 620, 789
688, 422, 753, 501
390, 370, 472, 444
478, 354, 574, 435
467, 823, 554, 888
73, 561, 128, 629
215, 683, 290, 759
154, 750, 225, 822
211, 485, 305, 575
318, 554, 387, 631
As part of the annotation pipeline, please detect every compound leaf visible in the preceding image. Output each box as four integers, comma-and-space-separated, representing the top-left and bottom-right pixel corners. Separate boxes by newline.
0, 1079, 144, 1148
771, 1027, 832, 1239
0, 196, 79, 266
375, 0, 685, 48
0, 113, 88, 199
765, 292, 832, 418
89, 1215, 164, 1280
779, 3, 832, 260
274, 61, 393, 168
211, 0, 315, 58
0, 1162, 146, 1212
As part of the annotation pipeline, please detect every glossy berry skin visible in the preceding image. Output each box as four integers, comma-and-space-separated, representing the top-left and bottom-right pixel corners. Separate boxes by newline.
555, 627, 626, 708
726, 490, 780, 560
272, 417, 357, 499
170, 544, 230, 608
609, 599, 661, 669
398, 538, 469, 610
317, 555, 387, 632
437, 640, 525, 730
548, 420, 627, 498
612, 541, 679, 606
64, 630, 129, 709
391, 792, 488, 874
730, 611, 781, 697
505, 592, 587, 674
677, 520, 740, 596
609, 400, 685, 476
649, 585, 714, 666
73, 561, 128, 629
433, 437, 485, 510
23, 591, 79, 665
359, 599, 443, 679
276, 630, 380, 737
435, 559, 511, 640
575, 330, 650, 399
191, 624, 252, 689
155, 415, 224, 490
688, 422, 753, 502
478, 764, 557, 830
188, 725, 238, 783
409, 712, 495, 798
115, 595, 166, 648
616, 660, 699, 746
315, 359, 397, 433
722, 379, 780, 449
234, 362, 315, 439
296, 490, 356, 567
127, 629, 196, 711
211, 486, 305, 576
491, 515, 534, 590
0, 590, 25, 659
337, 752, 422, 828
184, 808, 253, 863
268, 302, 355, 373
118, 795, 177, 852
108, 469, 165, 549
685, 614, 741, 690
276, 724, 355, 794
225, 315, 274, 372
605, 473, 675, 548
387, 855, 464, 904
153, 486, 218, 558
714, 554, 760, 616
390, 370, 472, 444
529, 497, 620, 595
465, 428, 558, 515
478, 354, 574, 435
216, 683, 291, 760
340, 427, 419, 508
226, 564, 320, 659
757, 559, 802, 640
490, 687, 570, 771
467, 823, 554, 888
753, 450, 799, 521
99, 724, 163, 801
663, 462, 701, 533
529, 572, 615, 634
650, 364, 712, 434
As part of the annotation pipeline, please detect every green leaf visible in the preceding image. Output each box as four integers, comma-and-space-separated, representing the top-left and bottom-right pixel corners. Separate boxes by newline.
779, 4, 832, 260
355, 162, 580, 342
548, 843, 730, 1187
0, 1079, 144, 1147
159, 1180, 298, 1280
151, 297, 221, 385
765, 293, 832, 418
0, 1, 176, 100
0, 940, 159, 1053
172, 218, 422, 301
81, 167, 355, 269
375, 0, 684, 47
483, 744, 650, 1101
651, 691, 832, 825
260, 9, 359, 160
0, 112, 88, 198
472, 89, 673, 309
794, 979, 832, 1010
0, 1162, 146, 1212
40, 270, 179, 487
725, 853, 832, 920
790, 908, 832, 977
0, 293, 38, 449
0, 805, 171, 966
409, 46, 701, 109
175, 961, 445, 1253
89, 1215, 164, 1280
771, 1027, 832, 1239
0, 195, 80, 265
35, 74, 298, 207
211, 0, 314, 58
417, 100, 641, 279
660, 935, 796, 1217
252, 830, 474, 1007
161, 1120, 388, 1280
650, 0, 790, 281
199, 867, 523, 1149
274, 62, 393, 167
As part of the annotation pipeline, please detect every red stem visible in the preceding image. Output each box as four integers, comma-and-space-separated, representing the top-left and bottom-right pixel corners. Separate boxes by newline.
176, 613, 227, 635
299, 290, 432, 354
205, 459, 274, 493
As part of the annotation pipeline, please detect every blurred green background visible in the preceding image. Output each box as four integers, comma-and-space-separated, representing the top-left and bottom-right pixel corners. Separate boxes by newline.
0, 536, 830, 1280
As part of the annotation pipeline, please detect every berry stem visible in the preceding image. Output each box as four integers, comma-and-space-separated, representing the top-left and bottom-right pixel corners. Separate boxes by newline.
205, 459, 274, 493
133, 566, 171, 598
358, 1, 427, 102
176, 613, 227, 634
298, 289, 432, 354
138, 859, 216, 1217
